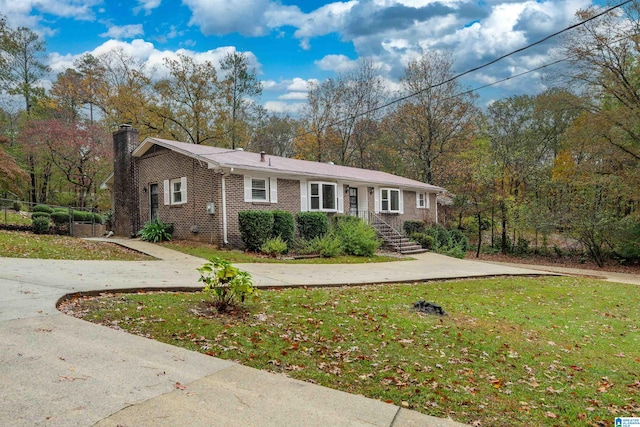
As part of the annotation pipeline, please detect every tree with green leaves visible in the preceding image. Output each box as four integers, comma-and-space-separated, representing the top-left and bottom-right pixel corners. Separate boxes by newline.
0, 24, 49, 113
220, 52, 262, 149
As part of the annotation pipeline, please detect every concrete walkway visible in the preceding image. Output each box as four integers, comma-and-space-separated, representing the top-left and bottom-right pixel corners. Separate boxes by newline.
0, 239, 570, 427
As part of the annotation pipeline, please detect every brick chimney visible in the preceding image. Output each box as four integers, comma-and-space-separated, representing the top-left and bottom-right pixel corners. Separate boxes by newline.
112, 125, 140, 237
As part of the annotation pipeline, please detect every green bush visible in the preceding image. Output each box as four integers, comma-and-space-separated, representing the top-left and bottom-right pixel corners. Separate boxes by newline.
403, 220, 426, 235
32, 204, 53, 214
261, 236, 288, 257
31, 216, 51, 234
238, 210, 274, 252
442, 245, 466, 259
331, 214, 361, 227
410, 232, 435, 250
13, 201, 22, 212
52, 207, 69, 213
333, 218, 380, 257
449, 229, 470, 252
51, 211, 71, 225
317, 234, 343, 257
139, 218, 173, 242
514, 237, 530, 255
426, 225, 450, 249
93, 213, 103, 224
31, 212, 51, 220
272, 210, 295, 247
198, 257, 257, 312
296, 212, 328, 240
615, 219, 640, 263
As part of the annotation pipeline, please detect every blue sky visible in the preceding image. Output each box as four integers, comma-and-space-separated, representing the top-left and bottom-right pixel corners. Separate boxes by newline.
1, 0, 609, 113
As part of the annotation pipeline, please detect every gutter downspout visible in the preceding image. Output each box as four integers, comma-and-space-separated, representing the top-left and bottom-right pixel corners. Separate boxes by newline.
435, 192, 439, 224
221, 173, 228, 245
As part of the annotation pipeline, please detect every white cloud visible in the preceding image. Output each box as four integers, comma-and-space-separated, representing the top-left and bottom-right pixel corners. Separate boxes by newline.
134, 0, 161, 15
278, 92, 308, 100
100, 24, 144, 39
0, 0, 100, 35
315, 54, 358, 73
183, 0, 273, 36
264, 101, 306, 114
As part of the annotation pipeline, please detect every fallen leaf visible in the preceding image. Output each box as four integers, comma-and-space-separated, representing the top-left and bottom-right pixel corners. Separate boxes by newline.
545, 412, 557, 418
174, 382, 186, 390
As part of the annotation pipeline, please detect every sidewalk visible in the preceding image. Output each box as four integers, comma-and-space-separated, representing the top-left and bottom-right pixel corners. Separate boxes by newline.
0, 239, 562, 427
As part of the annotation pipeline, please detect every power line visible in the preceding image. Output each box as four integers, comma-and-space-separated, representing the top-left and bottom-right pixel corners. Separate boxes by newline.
288, 0, 633, 141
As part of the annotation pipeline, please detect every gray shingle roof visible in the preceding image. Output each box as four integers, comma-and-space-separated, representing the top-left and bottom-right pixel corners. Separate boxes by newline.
133, 137, 445, 192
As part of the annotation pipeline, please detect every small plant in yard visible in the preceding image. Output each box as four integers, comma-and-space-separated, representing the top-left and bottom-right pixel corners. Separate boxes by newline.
197, 257, 257, 311
139, 218, 173, 242
261, 236, 288, 257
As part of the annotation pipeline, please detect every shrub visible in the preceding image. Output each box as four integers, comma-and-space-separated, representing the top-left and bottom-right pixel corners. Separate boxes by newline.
331, 214, 361, 227
72, 210, 96, 222
615, 219, 640, 263
31, 212, 51, 220
317, 233, 343, 257
426, 225, 450, 249
261, 236, 288, 257
442, 245, 466, 259
52, 207, 69, 213
333, 218, 380, 257
449, 229, 470, 252
238, 210, 274, 252
198, 257, 257, 311
51, 211, 71, 225
31, 216, 51, 234
514, 237, 530, 255
13, 201, 22, 212
139, 218, 173, 242
272, 210, 295, 247
410, 232, 435, 250
93, 213, 103, 224
32, 204, 53, 214
296, 212, 328, 240
403, 220, 426, 236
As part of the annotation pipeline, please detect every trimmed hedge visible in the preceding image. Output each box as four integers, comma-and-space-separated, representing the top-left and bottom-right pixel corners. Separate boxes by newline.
32, 216, 51, 234
239, 210, 274, 252
296, 212, 328, 241
272, 210, 295, 247
33, 204, 53, 214
31, 212, 51, 220
51, 211, 71, 225
410, 232, 435, 250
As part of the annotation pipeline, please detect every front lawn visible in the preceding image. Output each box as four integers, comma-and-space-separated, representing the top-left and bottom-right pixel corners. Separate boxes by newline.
0, 230, 153, 260
160, 240, 407, 264
61, 277, 640, 426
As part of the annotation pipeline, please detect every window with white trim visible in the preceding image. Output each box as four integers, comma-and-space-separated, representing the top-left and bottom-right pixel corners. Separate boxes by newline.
381, 188, 400, 213
251, 178, 268, 201
244, 175, 278, 203
309, 182, 337, 211
417, 192, 430, 209
164, 177, 187, 206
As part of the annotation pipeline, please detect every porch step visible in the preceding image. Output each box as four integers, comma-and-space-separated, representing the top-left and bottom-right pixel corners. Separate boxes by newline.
370, 220, 426, 254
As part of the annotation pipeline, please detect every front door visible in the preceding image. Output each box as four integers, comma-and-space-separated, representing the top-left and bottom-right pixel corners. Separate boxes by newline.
349, 187, 358, 217
149, 184, 158, 220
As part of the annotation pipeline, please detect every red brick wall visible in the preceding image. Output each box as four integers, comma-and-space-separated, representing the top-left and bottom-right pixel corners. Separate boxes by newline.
137, 149, 223, 244
224, 174, 300, 248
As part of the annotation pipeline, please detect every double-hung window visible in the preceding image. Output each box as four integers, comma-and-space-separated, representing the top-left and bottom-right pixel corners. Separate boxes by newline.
417, 192, 430, 209
244, 175, 277, 203
309, 182, 337, 211
251, 178, 268, 201
381, 188, 400, 213
164, 177, 187, 205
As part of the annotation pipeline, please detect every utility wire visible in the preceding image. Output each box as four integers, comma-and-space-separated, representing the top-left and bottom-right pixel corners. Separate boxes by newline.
287, 0, 633, 141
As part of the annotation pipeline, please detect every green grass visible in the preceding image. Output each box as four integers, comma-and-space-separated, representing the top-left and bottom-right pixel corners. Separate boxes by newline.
160, 240, 407, 264
0, 210, 31, 225
0, 230, 153, 260
65, 276, 640, 426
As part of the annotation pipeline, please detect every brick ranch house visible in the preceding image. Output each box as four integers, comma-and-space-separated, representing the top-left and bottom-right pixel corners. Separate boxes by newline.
106, 125, 446, 251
